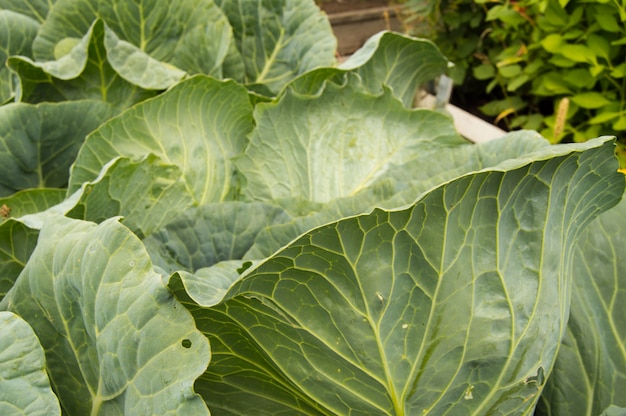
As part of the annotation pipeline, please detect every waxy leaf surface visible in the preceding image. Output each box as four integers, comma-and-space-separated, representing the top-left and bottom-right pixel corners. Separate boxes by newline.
291, 31, 451, 108
67, 155, 194, 239
145, 201, 291, 274
244, 131, 550, 260
0, 216, 211, 415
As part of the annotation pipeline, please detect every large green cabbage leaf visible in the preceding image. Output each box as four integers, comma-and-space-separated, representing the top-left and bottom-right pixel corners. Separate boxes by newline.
215, 0, 336, 94
236, 77, 465, 209
536, 192, 626, 415
0, 311, 61, 415
0, 216, 211, 415
339, 31, 450, 108
171, 138, 624, 415
68, 75, 254, 204
144, 201, 291, 274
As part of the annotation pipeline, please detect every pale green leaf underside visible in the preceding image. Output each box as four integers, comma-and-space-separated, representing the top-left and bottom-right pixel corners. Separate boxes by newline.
68, 76, 254, 204
0, 10, 39, 103
34, 0, 239, 85
215, 0, 336, 93
0, 100, 115, 196
236, 80, 465, 208
0, 216, 210, 415
0, 311, 60, 415
600, 406, 626, 416
176, 138, 624, 415
537, 194, 626, 415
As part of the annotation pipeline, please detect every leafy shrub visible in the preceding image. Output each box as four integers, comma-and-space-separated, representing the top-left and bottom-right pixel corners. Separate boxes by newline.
1, 1, 626, 415
400, 0, 626, 161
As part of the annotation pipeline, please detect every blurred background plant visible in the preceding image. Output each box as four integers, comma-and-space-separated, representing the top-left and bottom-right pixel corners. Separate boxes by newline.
396, 0, 626, 166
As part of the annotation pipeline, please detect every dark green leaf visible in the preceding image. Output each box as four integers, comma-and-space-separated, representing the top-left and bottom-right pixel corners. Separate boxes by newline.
0, 100, 115, 196
537, 194, 626, 415
144, 201, 291, 273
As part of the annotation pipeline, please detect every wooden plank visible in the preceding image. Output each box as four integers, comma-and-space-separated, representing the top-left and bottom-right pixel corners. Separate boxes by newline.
418, 93, 506, 143
327, 7, 403, 55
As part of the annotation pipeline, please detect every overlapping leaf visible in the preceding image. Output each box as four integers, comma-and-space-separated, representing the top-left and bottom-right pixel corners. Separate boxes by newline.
236, 78, 465, 210
33, 0, 241, 87
9, 20, 158, 107
244, 131, 551, 259
0, 216, 210, 415
536, 194, 626, 415
215, 0, 336, 93
172, 138, 624, 415
68, 76, 254, 204
0, 311, 60, 415
0, 100, 114, 196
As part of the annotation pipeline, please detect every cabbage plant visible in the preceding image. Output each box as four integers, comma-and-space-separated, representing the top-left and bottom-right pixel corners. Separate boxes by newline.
0, 0, 625, 415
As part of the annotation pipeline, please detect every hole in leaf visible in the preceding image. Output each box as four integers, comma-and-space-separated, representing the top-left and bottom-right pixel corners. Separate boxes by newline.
182, 339, 192, 349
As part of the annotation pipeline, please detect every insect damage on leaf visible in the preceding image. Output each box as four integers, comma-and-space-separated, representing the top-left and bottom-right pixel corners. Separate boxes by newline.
0, 204, 10, 218
524, 367, 545, 386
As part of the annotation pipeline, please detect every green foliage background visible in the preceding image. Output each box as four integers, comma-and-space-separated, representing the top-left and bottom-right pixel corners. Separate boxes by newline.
400, 0, 626, 163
